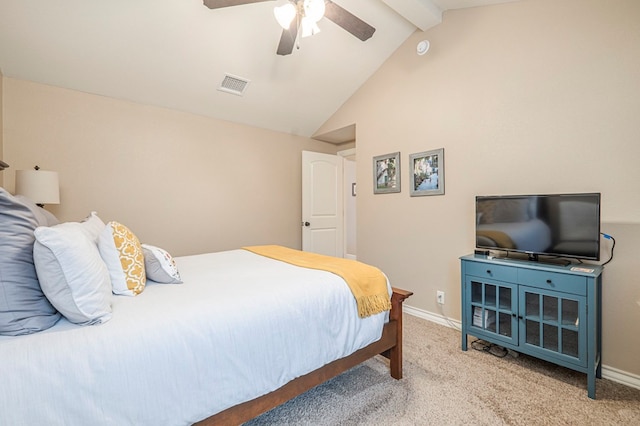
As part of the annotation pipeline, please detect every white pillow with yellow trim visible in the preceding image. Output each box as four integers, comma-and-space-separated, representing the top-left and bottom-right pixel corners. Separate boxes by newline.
98, 221, 146, 296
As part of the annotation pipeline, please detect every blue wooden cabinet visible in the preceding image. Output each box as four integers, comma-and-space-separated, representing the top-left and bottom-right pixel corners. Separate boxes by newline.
460, 254, 603, 399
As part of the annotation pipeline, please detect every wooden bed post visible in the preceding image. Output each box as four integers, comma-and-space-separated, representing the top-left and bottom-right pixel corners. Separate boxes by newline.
383, 287, 413, 379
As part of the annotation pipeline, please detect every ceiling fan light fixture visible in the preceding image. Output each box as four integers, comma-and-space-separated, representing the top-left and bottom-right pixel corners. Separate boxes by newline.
303, 0, 325, 23
274, 3, 297, 30
300, 16, 321, 38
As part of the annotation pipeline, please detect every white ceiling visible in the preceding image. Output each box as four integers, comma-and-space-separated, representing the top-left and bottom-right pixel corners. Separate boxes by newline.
0, 0, 521, 139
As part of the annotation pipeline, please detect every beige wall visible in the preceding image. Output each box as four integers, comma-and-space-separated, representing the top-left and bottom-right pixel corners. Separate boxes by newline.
318, 0, 640, 376
2, 77, 340, 257
2, 0, 638, 381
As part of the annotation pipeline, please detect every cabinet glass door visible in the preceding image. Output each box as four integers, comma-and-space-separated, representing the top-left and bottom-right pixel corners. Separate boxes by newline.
520, 287, 586, 366
467, 278, 517, 346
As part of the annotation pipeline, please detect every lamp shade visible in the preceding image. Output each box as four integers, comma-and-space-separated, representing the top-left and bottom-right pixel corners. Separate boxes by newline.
15, 169, 60, 205
301, 16, 321, 37
303, 0, 325, 22
274, 3, 296, 30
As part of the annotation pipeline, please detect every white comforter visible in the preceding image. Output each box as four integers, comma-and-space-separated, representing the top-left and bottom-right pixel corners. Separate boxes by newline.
0, 249, 389, 425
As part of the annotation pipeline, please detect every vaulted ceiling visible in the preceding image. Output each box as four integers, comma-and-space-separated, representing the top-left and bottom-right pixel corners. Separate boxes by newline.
0, 0, 521, 139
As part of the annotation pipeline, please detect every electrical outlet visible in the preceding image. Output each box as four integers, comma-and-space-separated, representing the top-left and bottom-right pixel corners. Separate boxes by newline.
437, 291, 445, 305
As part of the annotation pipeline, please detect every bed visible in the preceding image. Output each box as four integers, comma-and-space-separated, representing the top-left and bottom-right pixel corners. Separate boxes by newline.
0, 188, 412, 425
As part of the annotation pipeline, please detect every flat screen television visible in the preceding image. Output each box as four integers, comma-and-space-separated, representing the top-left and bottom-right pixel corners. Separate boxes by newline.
475, 193, 601, 261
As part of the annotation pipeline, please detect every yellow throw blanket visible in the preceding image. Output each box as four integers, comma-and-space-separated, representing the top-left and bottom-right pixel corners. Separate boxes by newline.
243, 245, 391, 318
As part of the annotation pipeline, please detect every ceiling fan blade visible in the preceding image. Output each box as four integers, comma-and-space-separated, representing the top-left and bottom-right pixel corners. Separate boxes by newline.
276, 19, 298, 56
324, 1, 376, 42
203, 0, 274, 10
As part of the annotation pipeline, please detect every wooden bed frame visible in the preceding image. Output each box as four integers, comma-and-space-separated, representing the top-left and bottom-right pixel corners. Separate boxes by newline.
196, 287, 413, 425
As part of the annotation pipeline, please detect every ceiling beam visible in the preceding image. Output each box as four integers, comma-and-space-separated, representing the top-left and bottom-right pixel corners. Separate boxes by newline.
312, 124, 356, 145
380, 0, 442, 31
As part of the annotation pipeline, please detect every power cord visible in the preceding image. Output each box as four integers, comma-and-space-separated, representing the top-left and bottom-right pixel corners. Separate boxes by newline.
437, 302, 461, 331
601, 233, 616, 266
471, 339, 509, 358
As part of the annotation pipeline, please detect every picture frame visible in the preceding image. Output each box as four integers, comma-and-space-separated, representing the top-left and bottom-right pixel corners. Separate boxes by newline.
373, 152, 401, 194
409, 148, 444, 197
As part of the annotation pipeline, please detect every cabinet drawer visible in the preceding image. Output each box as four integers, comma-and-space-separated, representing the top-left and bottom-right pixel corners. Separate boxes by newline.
464, 262, 517, 282
517, 269, 587, 296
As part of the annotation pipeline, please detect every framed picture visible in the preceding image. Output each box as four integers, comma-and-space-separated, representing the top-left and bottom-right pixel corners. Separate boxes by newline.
409, 148, 444, 196
373, 152, 401, 194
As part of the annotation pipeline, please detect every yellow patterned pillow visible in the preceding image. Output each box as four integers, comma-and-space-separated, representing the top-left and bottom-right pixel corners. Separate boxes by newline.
98, 221, 146, 296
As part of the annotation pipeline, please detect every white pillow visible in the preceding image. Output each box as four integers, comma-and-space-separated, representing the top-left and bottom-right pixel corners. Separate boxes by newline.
98, 221, 146, 296
142, 244, 183, 284
33, 222, 112, 325
80, 211, 106, 242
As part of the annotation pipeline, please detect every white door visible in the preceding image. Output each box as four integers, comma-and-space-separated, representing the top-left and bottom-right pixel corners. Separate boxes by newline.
302, 151, 343, 257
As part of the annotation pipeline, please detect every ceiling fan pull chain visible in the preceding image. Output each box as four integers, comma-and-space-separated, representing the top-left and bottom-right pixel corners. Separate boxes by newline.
296, 11, 302, 50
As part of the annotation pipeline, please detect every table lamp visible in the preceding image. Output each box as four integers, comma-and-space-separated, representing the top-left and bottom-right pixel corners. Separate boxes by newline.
15, 166, 60, 207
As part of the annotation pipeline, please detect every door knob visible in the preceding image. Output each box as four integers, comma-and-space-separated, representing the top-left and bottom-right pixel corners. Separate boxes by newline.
303, 222, 311, 227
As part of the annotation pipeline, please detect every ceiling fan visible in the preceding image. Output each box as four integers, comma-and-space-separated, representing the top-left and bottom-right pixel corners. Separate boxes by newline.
203, 0, 376, 56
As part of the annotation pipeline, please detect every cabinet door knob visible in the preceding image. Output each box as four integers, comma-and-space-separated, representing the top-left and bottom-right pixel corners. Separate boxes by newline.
546, 279, 552, 284
486, 270, 492, 274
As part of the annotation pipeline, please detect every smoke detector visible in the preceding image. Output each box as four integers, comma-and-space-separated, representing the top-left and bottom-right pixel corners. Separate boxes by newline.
417, 40, 430, 56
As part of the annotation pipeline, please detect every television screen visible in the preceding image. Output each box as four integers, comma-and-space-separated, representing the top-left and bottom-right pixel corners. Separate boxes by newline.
475, 193, 601, 261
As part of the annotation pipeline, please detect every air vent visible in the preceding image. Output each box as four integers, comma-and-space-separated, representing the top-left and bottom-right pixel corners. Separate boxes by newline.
218, 73, 250, 96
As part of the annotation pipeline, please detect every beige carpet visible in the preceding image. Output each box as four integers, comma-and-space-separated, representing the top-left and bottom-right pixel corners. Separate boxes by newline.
246, 314, 640, 425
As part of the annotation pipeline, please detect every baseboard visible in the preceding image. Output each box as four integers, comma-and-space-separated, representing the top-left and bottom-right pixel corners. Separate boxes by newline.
403, 303, 640, 392
601, 365, 640, 391
403, 304, 461, 330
